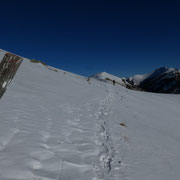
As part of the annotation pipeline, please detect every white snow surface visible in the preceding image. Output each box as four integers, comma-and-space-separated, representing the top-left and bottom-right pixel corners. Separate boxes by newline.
0, 58, 180, 180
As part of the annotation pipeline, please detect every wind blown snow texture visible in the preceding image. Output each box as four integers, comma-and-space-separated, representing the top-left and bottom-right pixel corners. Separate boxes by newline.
0, 58, 180, 180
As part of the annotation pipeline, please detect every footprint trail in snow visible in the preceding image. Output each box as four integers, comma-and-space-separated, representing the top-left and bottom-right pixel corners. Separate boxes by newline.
94, 89, 116, 180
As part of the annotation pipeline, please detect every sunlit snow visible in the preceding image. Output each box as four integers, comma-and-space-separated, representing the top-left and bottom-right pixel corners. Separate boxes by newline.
0, 54, 180, 180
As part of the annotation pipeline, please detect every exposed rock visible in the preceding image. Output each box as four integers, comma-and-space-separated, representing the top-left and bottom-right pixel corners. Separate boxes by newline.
0, 51, 23, 99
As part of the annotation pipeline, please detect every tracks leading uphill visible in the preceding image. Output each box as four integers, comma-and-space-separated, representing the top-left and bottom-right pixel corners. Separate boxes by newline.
94, 89, 116, 180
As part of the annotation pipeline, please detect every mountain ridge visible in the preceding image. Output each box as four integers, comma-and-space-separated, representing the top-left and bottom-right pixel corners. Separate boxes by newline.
126, 66, 180, 94
90, 67, 180, 94
1, 48, 180, 94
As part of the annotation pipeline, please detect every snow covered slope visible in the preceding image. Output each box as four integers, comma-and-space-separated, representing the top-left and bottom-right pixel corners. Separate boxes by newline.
127, 67, 180, 93
0, 52, 180, 180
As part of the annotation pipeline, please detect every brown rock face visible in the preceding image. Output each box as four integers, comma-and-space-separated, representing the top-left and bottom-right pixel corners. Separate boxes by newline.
0, 52, 23, 99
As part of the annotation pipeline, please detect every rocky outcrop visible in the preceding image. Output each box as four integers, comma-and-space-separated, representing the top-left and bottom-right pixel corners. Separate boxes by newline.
0, 51, 23, 99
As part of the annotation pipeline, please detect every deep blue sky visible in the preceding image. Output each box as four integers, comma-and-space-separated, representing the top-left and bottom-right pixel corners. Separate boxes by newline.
0, 0, 180, 77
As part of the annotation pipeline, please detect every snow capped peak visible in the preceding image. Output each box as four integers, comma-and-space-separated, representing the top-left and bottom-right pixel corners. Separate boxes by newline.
90, 71, 126, 86
98, 71, 107, 75
92, 72, 114, 77
128, 67, 177, 85
127, 66, 180, 93
98, 72, 111, 76
152, 66, 176, 75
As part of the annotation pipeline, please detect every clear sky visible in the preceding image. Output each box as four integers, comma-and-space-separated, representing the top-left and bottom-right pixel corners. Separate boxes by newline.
0, 0, 180, 77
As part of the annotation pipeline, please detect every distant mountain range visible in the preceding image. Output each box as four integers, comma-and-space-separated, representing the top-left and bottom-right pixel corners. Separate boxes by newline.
91, 67, 180, 94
